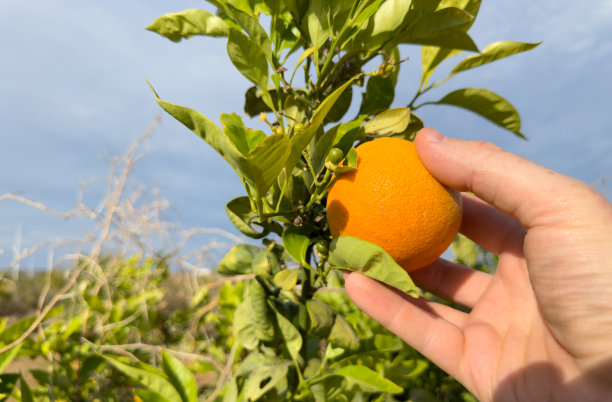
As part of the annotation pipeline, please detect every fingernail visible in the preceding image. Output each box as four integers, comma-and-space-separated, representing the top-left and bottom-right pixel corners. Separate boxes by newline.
424, 129, 447, 143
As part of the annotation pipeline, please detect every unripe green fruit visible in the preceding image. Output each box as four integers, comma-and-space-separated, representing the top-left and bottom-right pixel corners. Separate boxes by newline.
327, 148, 344, 165
315, 240, 329, 255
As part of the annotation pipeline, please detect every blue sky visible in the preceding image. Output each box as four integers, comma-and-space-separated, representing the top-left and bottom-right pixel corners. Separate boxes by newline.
1, 0, 611, 268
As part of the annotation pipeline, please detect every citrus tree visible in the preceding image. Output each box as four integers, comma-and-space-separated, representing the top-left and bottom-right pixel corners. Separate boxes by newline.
121, 0, 538, 399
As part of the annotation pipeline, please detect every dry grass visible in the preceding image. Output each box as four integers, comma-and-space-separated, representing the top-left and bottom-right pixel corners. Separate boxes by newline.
0, 115, 244, 359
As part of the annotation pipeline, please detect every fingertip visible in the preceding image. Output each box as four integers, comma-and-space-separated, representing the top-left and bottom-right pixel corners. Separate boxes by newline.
416, 127, 448, 143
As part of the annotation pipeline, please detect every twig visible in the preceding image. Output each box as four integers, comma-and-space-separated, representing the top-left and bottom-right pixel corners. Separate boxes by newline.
86, 340, 225, 373
206, 341, 238, 402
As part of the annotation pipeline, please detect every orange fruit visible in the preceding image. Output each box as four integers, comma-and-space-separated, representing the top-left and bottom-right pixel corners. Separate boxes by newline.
326, 137, 462, 272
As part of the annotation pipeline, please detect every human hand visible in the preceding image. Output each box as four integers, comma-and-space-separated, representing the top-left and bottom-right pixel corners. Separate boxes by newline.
343, 128, 612, 401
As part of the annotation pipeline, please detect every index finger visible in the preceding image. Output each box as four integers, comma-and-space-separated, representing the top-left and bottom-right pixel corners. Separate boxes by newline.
414, 128, 597, 230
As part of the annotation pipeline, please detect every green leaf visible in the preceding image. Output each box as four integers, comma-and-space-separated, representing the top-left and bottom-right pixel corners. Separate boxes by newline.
366, 0, 413, 48
252, 249, 280, 275
133, 389, 173, 402
146, 9, 229, 42
251, 279, 276, 341
0, 316, 37, 347
328, 236, 419, 297
273, 269, 299, 290
270, 304, 303, 363
0, 373, 19, 399
282, 225, 312, 266
290, 47, 315, 84
363, 108, 411, 137
311, 124, 340, 176
220, 113, 251, 156
408, 7, 474, 39
333, 365, 403, 394
327, 314, 360, 350
418, 0, 482, 84
221, 112, 266, 154
227, 28, 269, 90
451, 41, 542, 76
19, 373, 34, 402
359, 75, 394, 116
161, 349, 197, 402
332, 117, 367, 156
400, 8, 478, 52
233, 297, 261, 349
217, 244, 261, 275
236, 353, 291, 401
332, 147, 358, 174
285, 75, 360, 181
226, 196, 281, 239
0, 344, 21, 374
436, 88, 526, 138
101, 354, 181, 402
407, 30, 479, 51
420, 46, 462, 88
224, 3, 274, 65
149, 86, 243, 175
325, 86, 353, 123
307, 0, 331, 51
452, 233, 479, 267
229, 133, 291, 197
306, 299, 335, 338
339, 0, 384, 49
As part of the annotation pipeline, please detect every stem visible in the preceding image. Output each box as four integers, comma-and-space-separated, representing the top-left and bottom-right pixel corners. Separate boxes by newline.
317, 0, 369, 86
275, 176, 289, 212
303, 151, 321, 186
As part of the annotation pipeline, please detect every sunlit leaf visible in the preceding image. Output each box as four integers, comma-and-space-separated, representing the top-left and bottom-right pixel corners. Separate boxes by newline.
227, 28, 269, 90
285, 75, 360, 179
224, 3, 274, 64
366, 0, 412, 48
220, 113, 250, 156
451, 41, 542, 75
146, 9, 229, 42
149, 86, 244, 176
333, 365, 403, 393
101, 354, 181, 401
363, 108, 411, 137
252, 249, 280, 275
133, 389, 173, 402
161, 349, 197, 402
436, 88, 526, 138
329, 236, 419, 297
420, 46, 462, 88
273, 269, 299, 290
339, 0, 384, 48
332, 117, 367, 156
218, 244, 262, 275
235, 133, 291, 197
226, 197, 281, 239
0, 344, 21, 374
307, 0, 330, 51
